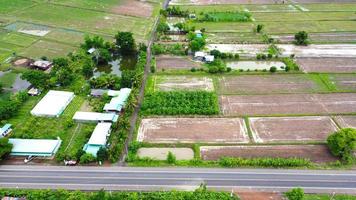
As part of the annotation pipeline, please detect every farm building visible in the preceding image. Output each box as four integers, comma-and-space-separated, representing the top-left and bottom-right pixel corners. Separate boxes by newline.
90, 89, 108, 97
204, 55, 214, 62
0, 124, 12, 138
83, 122, 112, 157
31, 90, 75, 117
73, 112, 119, 123
107, 90, 121, 97
103, 88, 132, 112
194, 51, 206, 60
27, 87, 41, 96
8, 138, 62, 157
30, 60, 53, 70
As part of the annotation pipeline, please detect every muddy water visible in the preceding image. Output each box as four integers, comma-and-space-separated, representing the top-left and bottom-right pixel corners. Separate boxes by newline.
226, 61, 285, 70
94, 56, 137, 77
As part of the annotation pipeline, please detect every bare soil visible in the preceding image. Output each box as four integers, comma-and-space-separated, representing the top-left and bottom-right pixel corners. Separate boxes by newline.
137, 118, 249, 144
156, 55, 201, 70
156, 76, 214, 91
236, 190, 283, 200
275, 33, 356, 44
200, 145, 338, 163
111, 0, 153, 18
13, 58, 32, 67
218, 75, 322, 95
249, 116, 338, 143
334, 116, 356, 128
297, 57, 356, 73
220, 93, 356, 116
137, 148, 194, 160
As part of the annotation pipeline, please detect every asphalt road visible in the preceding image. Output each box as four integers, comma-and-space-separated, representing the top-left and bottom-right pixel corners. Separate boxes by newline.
0, 165, 355, 194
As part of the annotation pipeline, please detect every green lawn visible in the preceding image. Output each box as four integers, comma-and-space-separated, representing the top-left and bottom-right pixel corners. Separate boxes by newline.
0, 0, 35, 14
0, 31, 38, 47
9, 95, 95, 159
19, 40, 77, 59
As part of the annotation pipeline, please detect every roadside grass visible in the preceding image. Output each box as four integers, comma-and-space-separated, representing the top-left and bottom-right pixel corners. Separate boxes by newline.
304, 194, 356, 200
7, 95, 95, 160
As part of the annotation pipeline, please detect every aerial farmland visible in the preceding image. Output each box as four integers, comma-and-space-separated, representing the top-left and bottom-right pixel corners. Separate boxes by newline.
130, 0, 356, 168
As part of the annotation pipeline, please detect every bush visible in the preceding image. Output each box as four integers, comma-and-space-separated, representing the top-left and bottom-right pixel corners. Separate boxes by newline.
0, 138, 12, 160
226, 67, 232, 72
167, 151, 176, 164
294, 31, 309, 45
75, 149, 86, 161
191, 67, 197, 72
97, 147, 108, 162
285, 188, 304, 200
79, 153, 96, 164
285, 66, 291, 72
327, 128, 356, 163
270, 66, 277, 73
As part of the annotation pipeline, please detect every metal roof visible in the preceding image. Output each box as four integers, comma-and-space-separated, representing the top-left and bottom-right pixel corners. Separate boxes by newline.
73, 112, 119, 123
87, 123, 112, 146
31, 90, 74, 117
9, 138, 62, 157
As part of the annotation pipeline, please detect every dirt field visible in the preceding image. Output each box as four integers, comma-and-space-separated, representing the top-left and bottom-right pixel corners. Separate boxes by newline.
334, 116, 356, 128
297, 57, 356, 73
220, 93, 356, 116
218, 75, 324, 95
155, 76, 214, 91
329, 74, 356, 91
249, 116, 338, 143
200, 145, 338, 163
111, 0, 153, 18
137, 148, 194, 160
137, 118, 249, 144
275, 33, 356, 44
236, 190, 282, 200
156, 55, 201, 70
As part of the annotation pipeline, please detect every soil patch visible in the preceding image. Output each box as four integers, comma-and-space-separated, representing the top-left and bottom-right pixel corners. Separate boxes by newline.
226, 61, 285, 71
111, 0, 153, 18
156, 76, 214, 91
137, 118, 249, 144
249, 116, 338, 143
200, 145, 338, 163
329, 74, 356, 91
220, 93, 356, 116
334, 116, 356, 129
297, 57, 356, 73
218, 74, 322, 95
236, 190, 283, 200
170, 0, 285, 5
137, 148, 194, 160
156, 55, 201, 70
275, 33, 356, 44
13, 58, 32, 67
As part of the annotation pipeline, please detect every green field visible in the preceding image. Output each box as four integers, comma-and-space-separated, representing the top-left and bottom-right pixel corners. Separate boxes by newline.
9, 95, 95, 159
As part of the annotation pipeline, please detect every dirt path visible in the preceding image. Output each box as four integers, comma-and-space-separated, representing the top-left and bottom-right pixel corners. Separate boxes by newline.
118, 0, 171, 165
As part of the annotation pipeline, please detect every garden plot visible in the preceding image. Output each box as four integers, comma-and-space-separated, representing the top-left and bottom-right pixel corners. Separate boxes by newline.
297, 58, 356, 73
218, 75, 324, 95
155, 76, 214, 91
137, 148, 194, 160
274, 33, 356, 44
200, 145, 337, 163
334, 116, 356, 129
156, 55, 201, 70
249, 116, 338, 143
328, 74, 356, 92
226, 61, 285, 71
220, 93, 356, 116
19, 40, 76, 59
137, 118, 249, 144
207, 44, 356, 57
5, 22, 52, 37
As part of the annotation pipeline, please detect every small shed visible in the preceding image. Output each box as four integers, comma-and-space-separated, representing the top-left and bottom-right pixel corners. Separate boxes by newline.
0, 124, 12, 138
88, 48, 96, 54
73, 112, 119, 123
28, 87, 41, 96
31, 60, 53, 70
90, 89, 108, 97
194, 51, 206, 61
83, 123, 112, 157
204, 55, 215, 63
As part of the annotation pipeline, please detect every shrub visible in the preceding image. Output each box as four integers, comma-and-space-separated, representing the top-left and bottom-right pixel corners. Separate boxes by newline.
97, 147, 108, 162
79, 153, 96, 164
219, 157, 310, 168
285, 66, 291, 72
256, 24, 264, 33
191, 67, 197, 72
75, 149, 86, 161
327, 128, 356, 163
167, 151, 176, 164
285, 188, 304, 200
0, 138, 12, 160
294, 31, 309, 45
270, 66, 277, 73
226, 67, 232, 72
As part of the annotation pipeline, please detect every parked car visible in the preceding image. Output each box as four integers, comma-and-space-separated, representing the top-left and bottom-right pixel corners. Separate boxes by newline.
64, 160, 77, 166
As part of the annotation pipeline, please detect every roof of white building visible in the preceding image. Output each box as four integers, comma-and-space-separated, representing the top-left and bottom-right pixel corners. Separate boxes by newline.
73, 112, 118, 123
9, 138, 62, 157
87, 123, 112, 146
31, 90, 74, 117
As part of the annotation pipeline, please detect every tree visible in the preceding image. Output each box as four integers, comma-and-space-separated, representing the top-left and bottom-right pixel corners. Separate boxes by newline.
0, 138, 12, 160
285, 188, 304, 200
96, 147, 108, 162
75, 149, 86, 161
327, 128, 356, 163
167, 151, 176, 164
270, 66, 277, 73
21, 70, 50, 89
157, 21, 170, 33
82, 63, 94, 79
256, 24, 264, 33
294, 31, 309, 45
115, 32, 137, 56
79, 153, 96, 164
